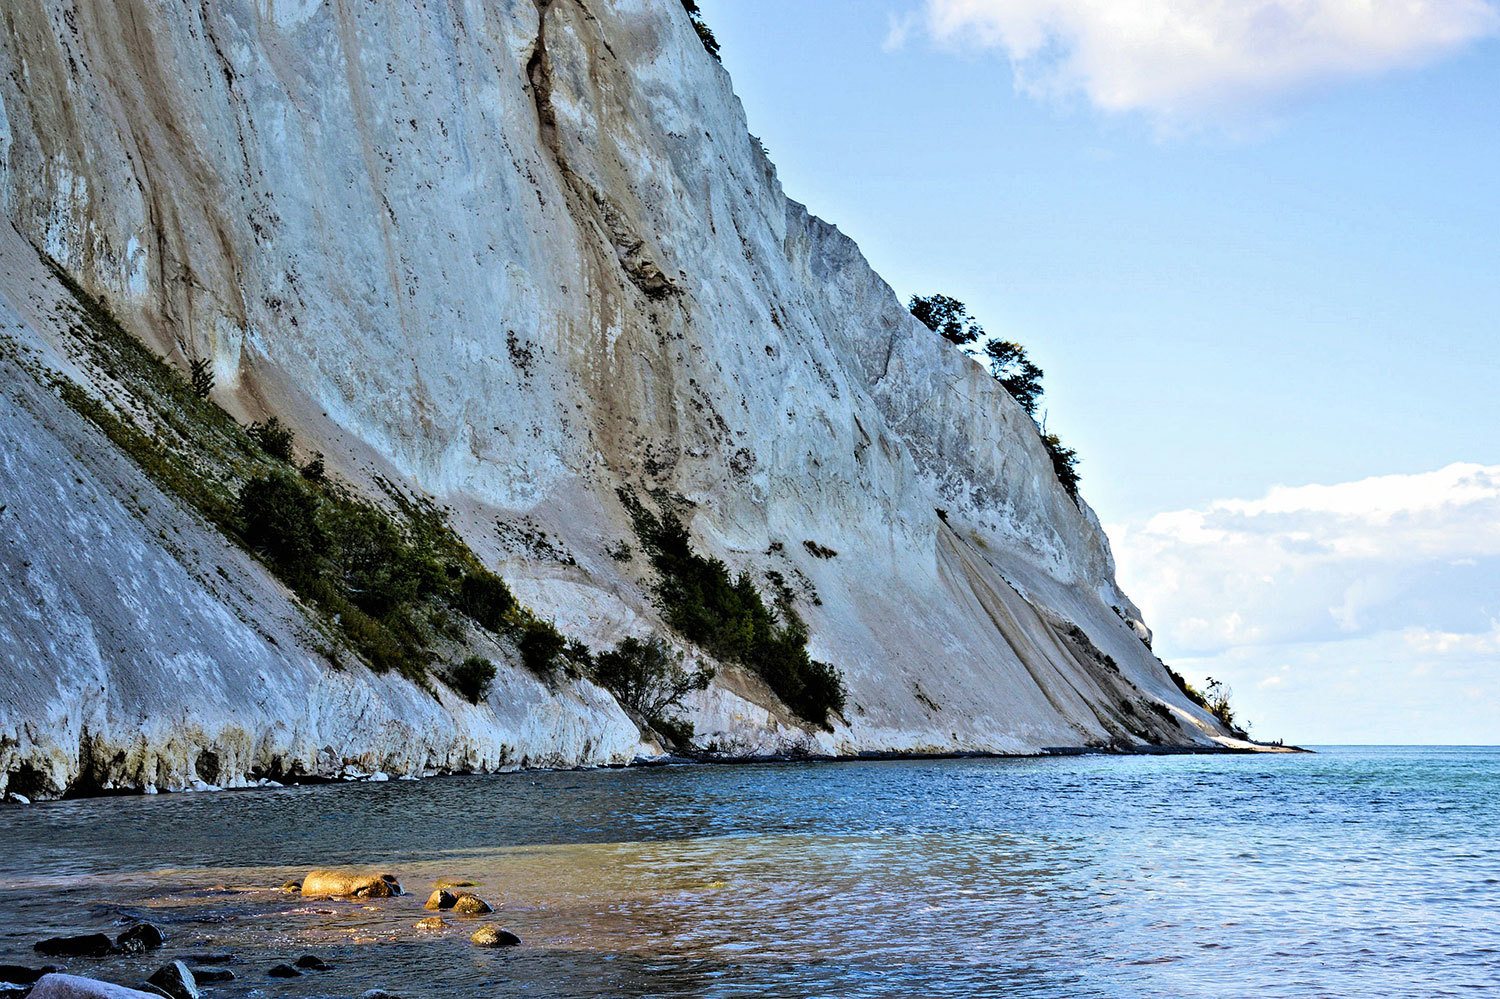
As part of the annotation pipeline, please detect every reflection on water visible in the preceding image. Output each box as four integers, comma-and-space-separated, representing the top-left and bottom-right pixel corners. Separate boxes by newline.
1, 748, 1497, 997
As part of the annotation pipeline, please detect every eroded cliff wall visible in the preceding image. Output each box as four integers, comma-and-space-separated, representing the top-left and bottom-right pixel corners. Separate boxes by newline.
0, 0, 1243, 796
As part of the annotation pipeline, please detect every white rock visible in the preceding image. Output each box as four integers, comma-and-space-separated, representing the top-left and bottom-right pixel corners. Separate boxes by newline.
0, 0, 1242, 796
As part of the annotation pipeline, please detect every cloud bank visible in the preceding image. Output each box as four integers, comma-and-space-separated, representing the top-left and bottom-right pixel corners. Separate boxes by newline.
908, 0, 1500, 122
1110, 463, 1500, 743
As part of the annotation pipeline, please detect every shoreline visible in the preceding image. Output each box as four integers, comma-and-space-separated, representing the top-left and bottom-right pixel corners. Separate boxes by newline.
3, 740, 1309, 807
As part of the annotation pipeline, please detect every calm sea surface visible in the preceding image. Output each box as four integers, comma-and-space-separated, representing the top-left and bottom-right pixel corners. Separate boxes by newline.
0, 746, 1496, 998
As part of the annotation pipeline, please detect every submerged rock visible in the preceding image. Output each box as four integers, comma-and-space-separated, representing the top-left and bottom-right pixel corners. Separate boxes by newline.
424, 889, 457, 911
293, 955, 330, 971
414, 916, 446, 931
469, 926, 520, 948
452, 893, 493, 915
278, 879, 303, 893
35, 934, 114, 958
187, 969, 233, 984
144, 962, 197, 999
181, 955, 231, 966
115, 924, 165, 953
266, 965, 301, 978
28, 975, 161, 998
300, 870, 402, 899
433, 878, 475, 890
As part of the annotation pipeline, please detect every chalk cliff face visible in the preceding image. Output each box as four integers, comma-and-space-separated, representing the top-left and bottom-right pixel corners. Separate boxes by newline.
0, 0, 1244, 797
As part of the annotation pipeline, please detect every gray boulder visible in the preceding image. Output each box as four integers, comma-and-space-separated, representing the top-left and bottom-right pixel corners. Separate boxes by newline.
29, 975, 162, 998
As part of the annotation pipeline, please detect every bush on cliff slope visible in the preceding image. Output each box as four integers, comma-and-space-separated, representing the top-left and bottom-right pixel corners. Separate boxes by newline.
619, 491, 846, 728
594, 634, 713, 728
42, 258, 566, 692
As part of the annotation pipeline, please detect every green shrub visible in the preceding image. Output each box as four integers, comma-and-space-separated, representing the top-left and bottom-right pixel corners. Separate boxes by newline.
1165, 665, 1208, 709
189, 357, 214, 399
449, 656, 498, 705
1204, 677, 1248, 737
517, 617, 568, 677
301, 453, 326, 482
908, 293, 984, 347
238, 472, 324, 574
619, 492, 845, 728
654, 715, 696, 748
458, 570, 515, 631
594, 634, 712, 721
982, 339, 1044, 417
320, 501, 429, 617
1041, 431, 1081, 499
680, 0, 720, 61
248, 416, 295, 462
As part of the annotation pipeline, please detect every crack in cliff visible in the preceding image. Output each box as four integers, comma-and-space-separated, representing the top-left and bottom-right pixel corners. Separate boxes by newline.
526, 0, 679, 302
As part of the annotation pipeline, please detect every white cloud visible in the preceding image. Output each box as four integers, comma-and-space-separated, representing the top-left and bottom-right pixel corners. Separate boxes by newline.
910, 0, 1500, 122
1111, 463, 1500, 743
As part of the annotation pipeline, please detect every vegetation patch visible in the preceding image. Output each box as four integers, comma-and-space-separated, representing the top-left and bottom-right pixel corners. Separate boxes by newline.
618, 490, 845, 728
680, 0, 721, 61
448, 656, 498, 705
908, 293, 1081, 500
38, 258, 571, 694
593, 634, 712, 744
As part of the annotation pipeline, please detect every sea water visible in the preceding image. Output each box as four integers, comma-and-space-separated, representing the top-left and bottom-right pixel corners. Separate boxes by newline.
1, 746, 1496, 997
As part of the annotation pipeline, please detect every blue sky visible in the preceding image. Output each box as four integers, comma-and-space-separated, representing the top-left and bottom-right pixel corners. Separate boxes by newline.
698, 0, 1500, 744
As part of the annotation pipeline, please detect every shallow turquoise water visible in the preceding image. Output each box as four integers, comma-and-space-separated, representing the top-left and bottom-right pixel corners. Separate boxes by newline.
1, 746, 1496, 997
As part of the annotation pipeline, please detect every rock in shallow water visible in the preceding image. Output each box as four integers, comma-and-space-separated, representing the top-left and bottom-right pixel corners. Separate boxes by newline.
293, 955, 330, 971
469, 926, 520, 948
187, 969, 233, 984
35, 934, 114, 958
424, 889, 457, 911
300, 870, 402, 898
433, 878, 475, 889
144, 962, 198, 999
115, 924, 165, 954
452, 893, 493, 914
266, 965, 301, 978
414, 916, 446, 931
28, 974, 160, 998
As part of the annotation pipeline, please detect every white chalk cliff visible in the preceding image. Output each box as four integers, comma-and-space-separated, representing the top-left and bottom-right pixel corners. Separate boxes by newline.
0, 0, 1250, 798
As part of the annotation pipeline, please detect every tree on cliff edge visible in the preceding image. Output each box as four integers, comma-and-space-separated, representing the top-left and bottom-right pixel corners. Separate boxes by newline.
908, 293, 1082, 500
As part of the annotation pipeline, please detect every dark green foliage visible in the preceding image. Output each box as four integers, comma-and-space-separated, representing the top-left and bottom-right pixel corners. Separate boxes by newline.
1041, 431, 1081, 499
248, 417, 295, 462
654, 715, 696, 748
982, 339, 1044, 416
189, 357, 214, 399
1204, 676, 1248, 736
238, 473, 324, 574
517, 617, 567, 677
908, 293, 984, 347
619, 492, 846, 728
593, 634, 712, 721
1166, 665, 1209, 709
449, 656, 498, 705
39, 253, 545, 689
320, 500, 439, 617
680, 0, 721, 61
458, 570, 515, 632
